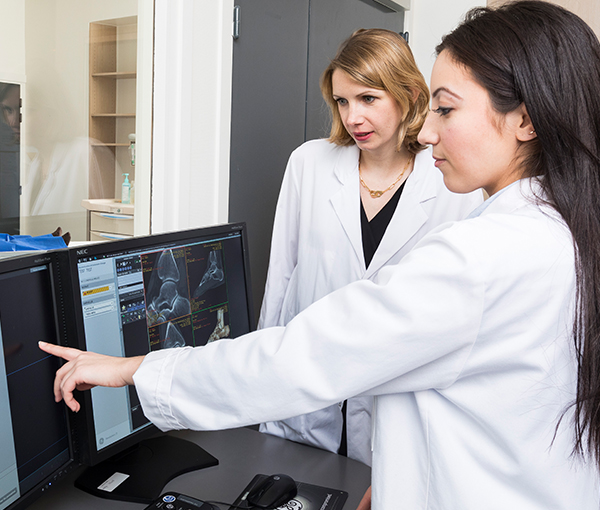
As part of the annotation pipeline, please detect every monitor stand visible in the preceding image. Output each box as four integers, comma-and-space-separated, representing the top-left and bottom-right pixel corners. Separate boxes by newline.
75, 435, 218, 504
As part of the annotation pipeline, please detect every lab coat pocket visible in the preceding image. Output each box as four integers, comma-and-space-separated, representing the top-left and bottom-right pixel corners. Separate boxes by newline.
279, 266, 300, 326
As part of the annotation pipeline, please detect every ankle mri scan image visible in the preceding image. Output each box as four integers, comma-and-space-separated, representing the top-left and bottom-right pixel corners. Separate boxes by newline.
146, 248, 191, 326
142, 244, 231, 350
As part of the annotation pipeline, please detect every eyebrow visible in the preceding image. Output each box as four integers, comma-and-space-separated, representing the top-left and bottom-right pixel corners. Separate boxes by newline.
432, 87, 462, 101
332, 88, 380, 97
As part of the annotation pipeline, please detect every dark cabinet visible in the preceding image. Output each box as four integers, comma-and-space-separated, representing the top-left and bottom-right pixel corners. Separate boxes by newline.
229, 0, 404, 320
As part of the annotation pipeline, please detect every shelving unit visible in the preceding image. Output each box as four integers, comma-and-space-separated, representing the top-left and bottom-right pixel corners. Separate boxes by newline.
87, 16, 137, 240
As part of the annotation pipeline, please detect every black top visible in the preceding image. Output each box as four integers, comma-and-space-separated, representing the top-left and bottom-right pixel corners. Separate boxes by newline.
360, 181, 406, 269
340, 181, 406, 457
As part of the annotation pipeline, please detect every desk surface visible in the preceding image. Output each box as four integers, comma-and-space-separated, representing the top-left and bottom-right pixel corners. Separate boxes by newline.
27, 428, 371, 510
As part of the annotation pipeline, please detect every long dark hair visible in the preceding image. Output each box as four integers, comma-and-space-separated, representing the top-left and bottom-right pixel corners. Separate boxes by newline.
438, 1, 600, 466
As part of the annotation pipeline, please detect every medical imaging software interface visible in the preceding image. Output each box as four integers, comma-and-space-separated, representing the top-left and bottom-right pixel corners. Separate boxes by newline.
76, 231, 250, 452
0, 264, 70, 510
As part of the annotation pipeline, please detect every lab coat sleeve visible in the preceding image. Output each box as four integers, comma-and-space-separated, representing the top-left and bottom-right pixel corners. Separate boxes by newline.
257, 152, 301, 329
134, 222, 484, 432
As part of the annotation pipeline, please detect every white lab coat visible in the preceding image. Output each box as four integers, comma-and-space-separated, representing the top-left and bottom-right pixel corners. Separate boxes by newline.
258, 139, 483, 464
134, 179, 599, 510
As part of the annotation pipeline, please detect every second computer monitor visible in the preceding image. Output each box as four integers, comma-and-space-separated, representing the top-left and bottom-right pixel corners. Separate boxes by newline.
65, 223, 254, 466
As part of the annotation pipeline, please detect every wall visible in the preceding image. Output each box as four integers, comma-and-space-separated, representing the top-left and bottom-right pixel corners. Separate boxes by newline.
0, 1, 25, 83
406, 0, 485, 86
151, 0, 234, 233
488, 0, 599, 37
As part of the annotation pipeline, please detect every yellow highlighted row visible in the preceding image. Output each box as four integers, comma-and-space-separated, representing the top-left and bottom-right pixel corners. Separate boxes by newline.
83, 286, 110, 296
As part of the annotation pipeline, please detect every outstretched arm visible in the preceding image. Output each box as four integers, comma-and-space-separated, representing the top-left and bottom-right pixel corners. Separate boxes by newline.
38, 341, 144, 413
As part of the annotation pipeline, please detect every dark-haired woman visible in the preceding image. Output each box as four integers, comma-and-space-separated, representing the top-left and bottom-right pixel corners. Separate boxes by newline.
42, 2, 600, 508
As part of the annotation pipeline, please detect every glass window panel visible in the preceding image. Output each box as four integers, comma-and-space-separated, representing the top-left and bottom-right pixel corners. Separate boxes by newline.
7, 0, 140, 243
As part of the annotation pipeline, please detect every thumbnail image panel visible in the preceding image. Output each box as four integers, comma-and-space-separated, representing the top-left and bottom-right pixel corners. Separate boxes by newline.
186, 243, 228, 312
148, 315, 193, 351
143, 247, 191, 327
192, 304, 231, 347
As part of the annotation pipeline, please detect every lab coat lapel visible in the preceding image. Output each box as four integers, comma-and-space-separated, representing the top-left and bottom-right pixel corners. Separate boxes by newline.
363, 154, 433, 279
329, 145, 365, 269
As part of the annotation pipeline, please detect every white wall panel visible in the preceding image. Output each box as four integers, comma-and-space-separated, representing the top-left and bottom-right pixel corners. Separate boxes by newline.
151, 0, 234, 234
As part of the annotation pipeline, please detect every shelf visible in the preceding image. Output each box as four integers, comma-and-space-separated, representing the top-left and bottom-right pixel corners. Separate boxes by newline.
91, 113, 136, 118
88, 19, 137, 218
92, 71, 136, 79
82, 198, 134, 215
91, 143, 130, 147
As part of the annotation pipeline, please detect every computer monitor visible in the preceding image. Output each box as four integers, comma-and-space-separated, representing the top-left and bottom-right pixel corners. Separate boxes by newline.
0, 253, 75, 510
62, 223, 254, 503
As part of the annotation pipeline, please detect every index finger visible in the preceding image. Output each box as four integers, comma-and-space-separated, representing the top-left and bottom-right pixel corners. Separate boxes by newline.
38, 341, 82, 362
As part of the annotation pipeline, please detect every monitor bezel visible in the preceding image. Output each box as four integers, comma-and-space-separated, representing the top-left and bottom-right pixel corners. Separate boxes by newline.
0, 251, 77, 510
62, 222, 254, 467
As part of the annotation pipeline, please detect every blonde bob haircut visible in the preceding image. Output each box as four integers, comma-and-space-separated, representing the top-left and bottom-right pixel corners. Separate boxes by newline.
320, 28, 429, 154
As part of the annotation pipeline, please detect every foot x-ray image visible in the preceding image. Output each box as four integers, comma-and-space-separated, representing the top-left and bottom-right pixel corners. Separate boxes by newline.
208, 307, 230, 343
192, 305, 231, 346
193, 249, 225, 298
144, 248, 191, 327
188, 245, 228, 311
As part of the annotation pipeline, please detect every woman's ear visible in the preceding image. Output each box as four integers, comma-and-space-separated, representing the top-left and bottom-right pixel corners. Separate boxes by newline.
515, 104, 537, 142
410, 87, 420, 103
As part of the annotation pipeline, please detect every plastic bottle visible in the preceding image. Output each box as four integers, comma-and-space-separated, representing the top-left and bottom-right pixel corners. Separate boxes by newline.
122, 173, 131, 204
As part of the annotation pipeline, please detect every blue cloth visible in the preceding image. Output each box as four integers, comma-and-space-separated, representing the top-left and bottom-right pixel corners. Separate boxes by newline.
0, 233, 67, 251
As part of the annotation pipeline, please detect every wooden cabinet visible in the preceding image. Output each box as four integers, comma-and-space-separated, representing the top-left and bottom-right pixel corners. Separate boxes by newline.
87, 17, 137, 239
82, 198, 134, 241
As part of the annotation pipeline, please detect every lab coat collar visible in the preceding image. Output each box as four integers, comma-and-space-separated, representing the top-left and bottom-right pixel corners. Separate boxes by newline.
475, 178, 545, 218
329, 146, 440, 277
330, 145, 364, 266
364, 150, 436, 279
331, 143, 360, 184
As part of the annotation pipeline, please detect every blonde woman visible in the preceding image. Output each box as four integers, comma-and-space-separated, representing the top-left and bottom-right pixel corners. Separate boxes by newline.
257, 29, 482, 465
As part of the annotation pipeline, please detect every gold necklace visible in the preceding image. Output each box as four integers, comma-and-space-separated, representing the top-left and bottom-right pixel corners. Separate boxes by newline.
359, 154, 414, 198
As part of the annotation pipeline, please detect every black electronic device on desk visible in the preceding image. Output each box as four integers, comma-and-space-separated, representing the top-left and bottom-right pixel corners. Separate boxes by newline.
58, 222, 255, 504
246, 474, 297, 509
0, 253, 77, 510
144, 473, 347, 510
145, 492, 219, 510
230, 474, 348, 510
145, 474, 348, 510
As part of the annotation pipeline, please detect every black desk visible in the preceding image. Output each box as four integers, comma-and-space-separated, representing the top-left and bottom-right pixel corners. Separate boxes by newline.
26, 428, 371, 510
